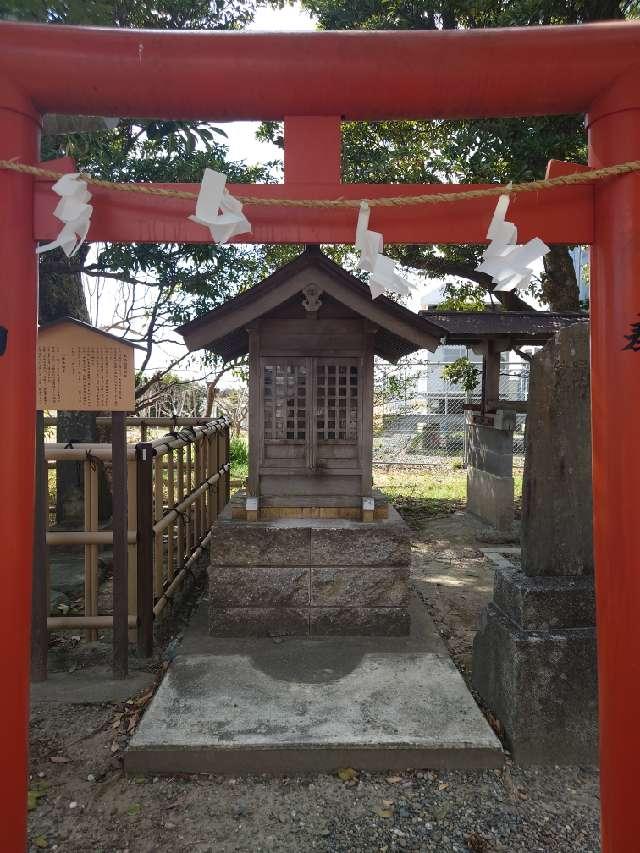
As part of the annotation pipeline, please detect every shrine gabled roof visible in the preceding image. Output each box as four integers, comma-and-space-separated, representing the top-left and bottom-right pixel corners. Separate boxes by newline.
177, 247, 444, 363
419, 310, 588, 346
38, 316, 145, 350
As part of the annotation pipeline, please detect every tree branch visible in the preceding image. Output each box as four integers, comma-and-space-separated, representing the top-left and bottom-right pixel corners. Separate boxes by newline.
404, 252, 535, 312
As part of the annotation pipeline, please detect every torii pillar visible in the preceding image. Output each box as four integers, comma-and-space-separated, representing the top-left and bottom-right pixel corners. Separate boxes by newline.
588, 72, 640, 853
0, 78, 39, 851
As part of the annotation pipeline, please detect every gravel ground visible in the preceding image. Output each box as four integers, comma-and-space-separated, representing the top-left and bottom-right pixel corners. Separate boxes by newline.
28, 509, 601, 853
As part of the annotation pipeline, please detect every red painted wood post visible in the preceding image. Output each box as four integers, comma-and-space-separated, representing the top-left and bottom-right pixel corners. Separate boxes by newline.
588, 75, 640, 852
0, 80, 40, 852
284, 116, 341, 185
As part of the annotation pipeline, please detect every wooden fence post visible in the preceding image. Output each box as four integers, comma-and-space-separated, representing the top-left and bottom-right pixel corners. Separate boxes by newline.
167, 449, 175, 581
225, 424, 231, 504
217, 427, 226, 515
111, 410, 128, 679
208, 431, 217, 525
153, 452, 164, 597
83, 458, 98, 642
194, 439, 201, 544
31, 410, 48, 682
127, 458, 138, 642
176, 446, 185, 570
136, 442, 154, 658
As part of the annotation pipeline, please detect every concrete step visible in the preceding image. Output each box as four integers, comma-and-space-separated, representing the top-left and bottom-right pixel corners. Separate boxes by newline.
126, 598, 503, 775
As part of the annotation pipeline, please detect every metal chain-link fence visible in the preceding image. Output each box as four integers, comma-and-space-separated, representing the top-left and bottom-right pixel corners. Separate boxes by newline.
373, 353, 530, 467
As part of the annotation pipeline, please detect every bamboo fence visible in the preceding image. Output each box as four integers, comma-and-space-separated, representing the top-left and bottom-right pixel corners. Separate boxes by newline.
31, 416, 231, 680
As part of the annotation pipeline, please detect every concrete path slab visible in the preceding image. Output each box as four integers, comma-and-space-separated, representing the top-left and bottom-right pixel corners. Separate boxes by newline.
126, 597, 503, 775
31, 669, 155, 705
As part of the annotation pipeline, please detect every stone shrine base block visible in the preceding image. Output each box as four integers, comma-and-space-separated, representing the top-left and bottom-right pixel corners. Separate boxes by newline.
208, 506, 411, 637
472, 558, 598, 765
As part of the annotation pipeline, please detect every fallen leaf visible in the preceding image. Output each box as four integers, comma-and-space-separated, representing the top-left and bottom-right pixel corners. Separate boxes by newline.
33, 836, 48, 849
135, 690, 154, 706
49, 756, 69, 764
374, 806, 394, 819
127, 803, 142, 817
337, 767, 357, 782
438, 782, 449, 790
466, 832, 492, 853
386, 776, 402, 784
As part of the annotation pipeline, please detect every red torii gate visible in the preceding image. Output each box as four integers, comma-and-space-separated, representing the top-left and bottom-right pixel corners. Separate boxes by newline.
0, 20, 639, 851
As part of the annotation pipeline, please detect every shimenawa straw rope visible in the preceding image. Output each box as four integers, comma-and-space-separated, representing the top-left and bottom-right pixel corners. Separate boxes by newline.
1, 157, 639, 209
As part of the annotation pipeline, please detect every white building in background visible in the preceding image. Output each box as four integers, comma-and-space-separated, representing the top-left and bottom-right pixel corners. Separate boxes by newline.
570, 246, 589, 304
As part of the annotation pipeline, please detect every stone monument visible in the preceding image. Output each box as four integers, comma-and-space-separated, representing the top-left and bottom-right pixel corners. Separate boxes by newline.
472, 321, 597, 763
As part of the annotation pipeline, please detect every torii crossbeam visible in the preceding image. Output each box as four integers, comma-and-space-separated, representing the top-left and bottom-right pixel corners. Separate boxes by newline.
1, 20, 640, 851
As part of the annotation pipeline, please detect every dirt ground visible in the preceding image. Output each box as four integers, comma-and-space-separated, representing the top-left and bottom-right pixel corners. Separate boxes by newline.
28, 506, 600, 853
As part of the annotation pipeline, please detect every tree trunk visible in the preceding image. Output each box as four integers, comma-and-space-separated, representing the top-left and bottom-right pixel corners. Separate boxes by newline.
541, 245, 581, 312
206, 382, 217, 417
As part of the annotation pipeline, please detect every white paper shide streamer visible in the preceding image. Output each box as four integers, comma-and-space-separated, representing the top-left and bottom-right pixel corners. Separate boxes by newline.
189, 168, 251, 244
476, 193, 550, 291
356, 202, 413, 299
36, 173, 93, 257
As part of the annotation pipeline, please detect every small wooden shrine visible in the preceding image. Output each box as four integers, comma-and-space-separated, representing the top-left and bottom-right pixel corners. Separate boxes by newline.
179, 246, 442, 521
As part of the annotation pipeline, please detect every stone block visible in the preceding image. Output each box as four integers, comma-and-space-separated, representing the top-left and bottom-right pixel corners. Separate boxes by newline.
310, 511, 411, 567
467, 424, 513, 477
209, 523, 310, 567
472, 603, 598, 765
468, 423, 513, 455
208, 566, 310, 608
493, 562, 595, 630
467, 467, 514, 532
311, 566, 409, 607
207, 510, 413, 637
310, 607, 410, 637
209, 607, 309, 637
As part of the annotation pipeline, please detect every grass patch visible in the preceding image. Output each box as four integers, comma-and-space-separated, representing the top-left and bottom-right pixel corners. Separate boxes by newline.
229, 437, 249, 483
374, 466, 523, 522
374, 466, 466, 520
230, 461, 248, 483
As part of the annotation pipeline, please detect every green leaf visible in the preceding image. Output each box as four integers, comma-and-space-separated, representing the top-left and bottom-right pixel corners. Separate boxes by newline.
27, 789, 46, 811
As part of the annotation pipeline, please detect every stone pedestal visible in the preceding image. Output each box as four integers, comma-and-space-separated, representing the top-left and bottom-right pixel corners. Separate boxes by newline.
207, 505, 411, 636
472, 322, 597, 764
473, 558, 597, 764
466, 420, 514, 532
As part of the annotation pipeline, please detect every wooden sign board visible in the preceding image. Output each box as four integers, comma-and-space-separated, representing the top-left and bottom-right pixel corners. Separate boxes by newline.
37, 319, 137, 412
